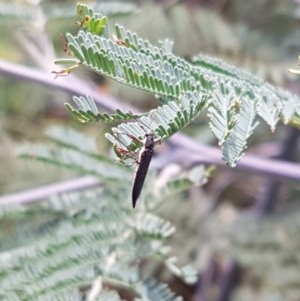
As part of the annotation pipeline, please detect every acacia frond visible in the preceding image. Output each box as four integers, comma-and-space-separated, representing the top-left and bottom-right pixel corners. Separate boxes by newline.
135, 279, 183, 301
133, 213, 175, 239
1, 123, 209, 298
0, 184, 186, 301
256, 86, 281, 132
208, 81, 239, 145
65, 96, 135, 123
221, 95, 259, 166
62, 3, 300, 166
66, 25, 213, 98
75, 3, 108, 36
105, 90, 210, 153
6, 126, 206, 300
19, 126, 130, 180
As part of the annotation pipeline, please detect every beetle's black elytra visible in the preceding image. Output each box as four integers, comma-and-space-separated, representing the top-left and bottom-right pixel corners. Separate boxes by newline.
132, 133, 155, 208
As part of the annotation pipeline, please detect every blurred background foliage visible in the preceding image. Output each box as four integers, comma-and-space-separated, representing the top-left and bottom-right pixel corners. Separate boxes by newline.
1, 0, 300, 301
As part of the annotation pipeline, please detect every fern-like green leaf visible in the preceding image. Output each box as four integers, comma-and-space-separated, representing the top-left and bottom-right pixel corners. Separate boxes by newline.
62, 3, 300, 167
0, 181, 186, 301
208, 81, 239, 145
18, 126, 130, 180
2, 122, 210, 300
65, 96, 135, 123
0, 190, 178, 300
280, 90, 300, 124
193, 53, 265, 88
256, 86, 281, 132
133, 213, 175, 239
65, 26, 213, 99
75, 3, 108, 36
135, 279, 183, 301
165, 262, 198, 285
105, 90, 210, 155
222, 95, 259, 166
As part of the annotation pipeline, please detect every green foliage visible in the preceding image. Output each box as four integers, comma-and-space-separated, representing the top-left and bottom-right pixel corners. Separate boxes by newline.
208, 81, 240, 146
67, 90, 209, 156
0, 2, 136, 23
65, 95, 134, 123
135, 279, 183, 301
221, 97, 258, 166
1, 126, 207, 301
62, 3, 300, 167
19, 126, 130, 180
76, 3, 108, 36
3, 2, 299, 301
